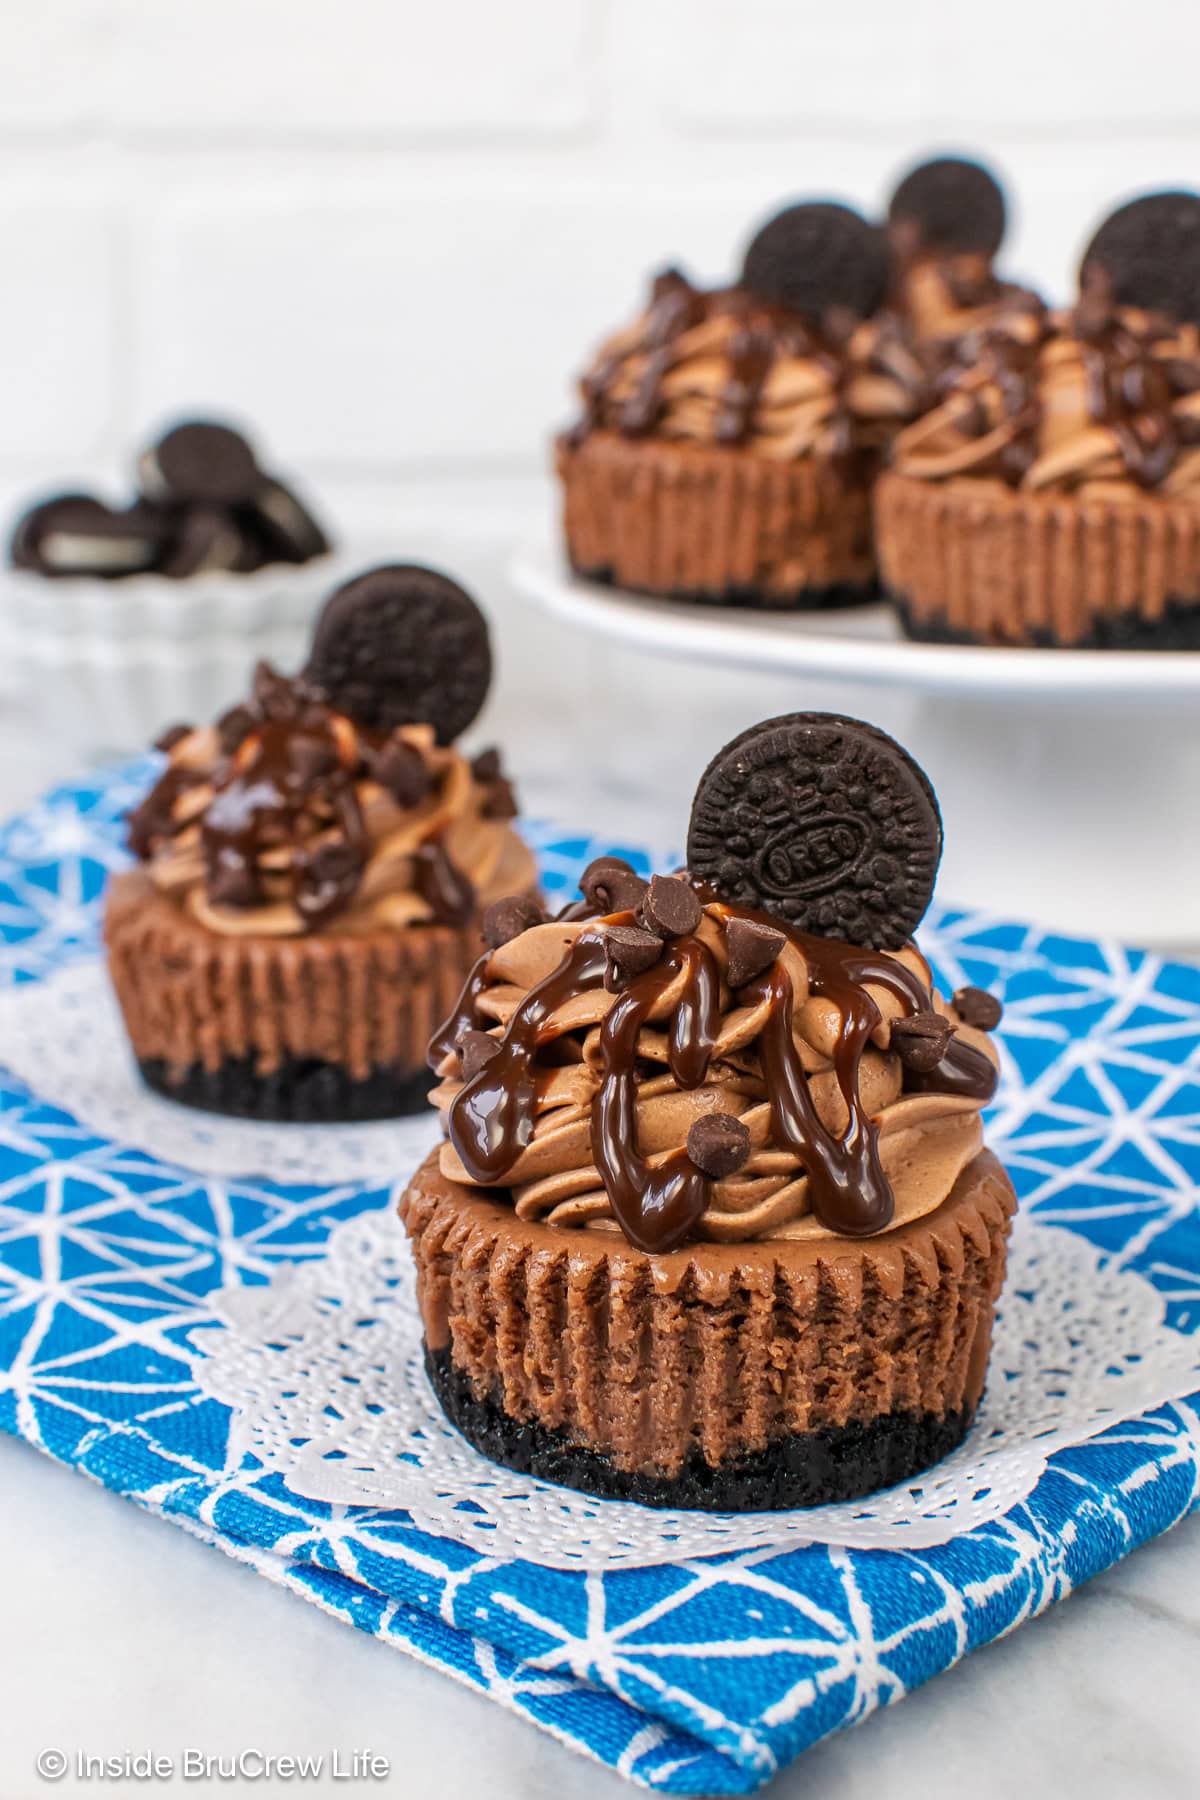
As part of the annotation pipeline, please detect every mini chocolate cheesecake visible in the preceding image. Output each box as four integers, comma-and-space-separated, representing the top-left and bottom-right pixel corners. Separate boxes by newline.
401, 713, 1016, 1510
105, 565, 538, 1122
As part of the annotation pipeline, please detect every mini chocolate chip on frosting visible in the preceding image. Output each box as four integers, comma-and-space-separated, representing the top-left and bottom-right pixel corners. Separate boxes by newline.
686, 1112, 751, 1179
602, 923, 665, 991
482, 895, 545, 950
723, 916, 786, 988
638, 874, 702, 939
129, 663, 536, 938
578, 856, 649, 915
890, 1009, 955, 1072
952, 985, 1004, 1031
458, 1028, 501, 1081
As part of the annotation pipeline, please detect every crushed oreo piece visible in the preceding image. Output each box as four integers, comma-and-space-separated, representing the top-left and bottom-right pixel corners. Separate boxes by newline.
458, 1028, 501, 1081
373, 737, 434, 808
140, 421, 263, 507
304, 564, 492, 745
1080, 191, 1200, 327
603, 923, 665, 991
952, 985, 1003, 1031
482, 895, 544, 950
295, 840, 366, 927
741, 201, 888, 323
638, 874, 702, 939
687, 1112, 751, 1179
887, 156, 1006, 259
687, 712, 942, 950
579, 856, 649, 916
890, 1009, 954, 1073
723, 916, 786, 989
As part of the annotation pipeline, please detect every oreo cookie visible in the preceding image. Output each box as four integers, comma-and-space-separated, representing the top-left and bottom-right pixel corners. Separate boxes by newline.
139, 420, 263, 507
887, 155, 1006, 259
303, 564, 492, 745
686, 713, 942, 949
158, 505, 256, 578
1079, 191, 1200, 326
740, 201, 888, 323
245, 479, 330, 564
10, 494, 166, 578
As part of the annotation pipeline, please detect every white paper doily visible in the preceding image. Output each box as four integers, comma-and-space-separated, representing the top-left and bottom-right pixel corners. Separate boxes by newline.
189, 1207, 1200, 1569
0, 958, 440, 1183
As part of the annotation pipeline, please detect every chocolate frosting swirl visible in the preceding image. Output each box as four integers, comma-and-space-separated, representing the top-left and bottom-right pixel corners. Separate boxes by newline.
128, 665, 536, 936
429, 895, 999, 1253
890, 299, 1200, 493
568, 268, 922, 460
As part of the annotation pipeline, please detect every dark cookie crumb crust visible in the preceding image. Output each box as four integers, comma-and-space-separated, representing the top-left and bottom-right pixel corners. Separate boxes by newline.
891, 592, 1200, 650
425, 1346, 973, 1512
138, 1054, 434, 1122
571, 559, 880, 613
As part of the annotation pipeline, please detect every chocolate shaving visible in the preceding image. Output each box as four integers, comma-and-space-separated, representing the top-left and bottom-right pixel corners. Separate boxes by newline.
952, 985, 1003, 1031
686, 1112, 751, 1179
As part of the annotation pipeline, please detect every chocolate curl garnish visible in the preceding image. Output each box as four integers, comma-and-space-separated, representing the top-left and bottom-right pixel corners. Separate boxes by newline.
890, 1009, 954, 1073
952, 985, 1003, 1030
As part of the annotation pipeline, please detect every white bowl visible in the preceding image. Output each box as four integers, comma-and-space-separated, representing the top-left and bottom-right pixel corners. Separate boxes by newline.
0, 550, 369, 757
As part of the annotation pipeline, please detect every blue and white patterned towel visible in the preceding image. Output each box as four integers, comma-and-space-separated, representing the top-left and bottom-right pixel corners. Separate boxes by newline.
1, 761, 1199, 1795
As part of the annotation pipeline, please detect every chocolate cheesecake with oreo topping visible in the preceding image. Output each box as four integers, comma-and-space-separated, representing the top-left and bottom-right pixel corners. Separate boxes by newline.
876, 191, 1200, 647
105, 564, 537, 1121
556, 202, 921, 609
401, 714, 1015, 1510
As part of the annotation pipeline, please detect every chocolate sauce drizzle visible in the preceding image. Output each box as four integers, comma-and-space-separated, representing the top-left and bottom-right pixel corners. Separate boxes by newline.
570, 268, 854, 459
128, 667, 478, 930
437, 898, 998, 1254
931, 298, 1199, 489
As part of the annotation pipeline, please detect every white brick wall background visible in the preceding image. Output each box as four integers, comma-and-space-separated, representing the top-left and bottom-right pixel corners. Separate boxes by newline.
2, 0, 1200, 838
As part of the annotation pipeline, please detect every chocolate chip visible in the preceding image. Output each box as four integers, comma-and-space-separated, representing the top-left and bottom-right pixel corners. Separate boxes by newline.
687, 1112, 751, 1179
890, 1009, 954, 1073
602, 924, 664, 991
1080, 191, 1200, 328
252, 660, 300, 721
888, 156, 1006, 259
140, 421, 263, 507
480, 776, 518, 821
471, 747, 503, 783
723, 915, 786, 989
741, 201, 888, 323
154, 723, 193, 754
638, 874, 702, 939
295, 840, 365, 926
482, 895, 544, 950
952, 986, 1003, 1031
458, 1028, 500, 1081
287, 732, 340, 785
373, 738, 434, 808
579, 856, 649, 915
303, 564, 492, 746
687, 712, 942, 951
207, 848, 260, 909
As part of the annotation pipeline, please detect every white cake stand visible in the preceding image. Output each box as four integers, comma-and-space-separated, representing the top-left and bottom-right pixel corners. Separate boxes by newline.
511, 544, 1200, 951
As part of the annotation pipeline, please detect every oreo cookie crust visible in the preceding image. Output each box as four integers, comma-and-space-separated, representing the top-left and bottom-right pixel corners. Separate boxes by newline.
741, 201, 889, 322
139, 1054, 434, 1122
687, 713, 942, 948
426, 1346, 972, 1511
304, 564, 492, 744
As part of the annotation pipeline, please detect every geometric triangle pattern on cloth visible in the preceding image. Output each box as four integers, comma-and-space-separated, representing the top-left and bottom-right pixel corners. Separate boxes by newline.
1, 760, 1198, 1794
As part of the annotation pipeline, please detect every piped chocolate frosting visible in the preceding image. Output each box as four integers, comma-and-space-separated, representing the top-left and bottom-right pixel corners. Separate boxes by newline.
429, 716, 1002, 1255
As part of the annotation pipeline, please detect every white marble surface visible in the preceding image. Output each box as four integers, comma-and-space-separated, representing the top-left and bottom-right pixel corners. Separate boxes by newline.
2, 534, 1199, 1796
